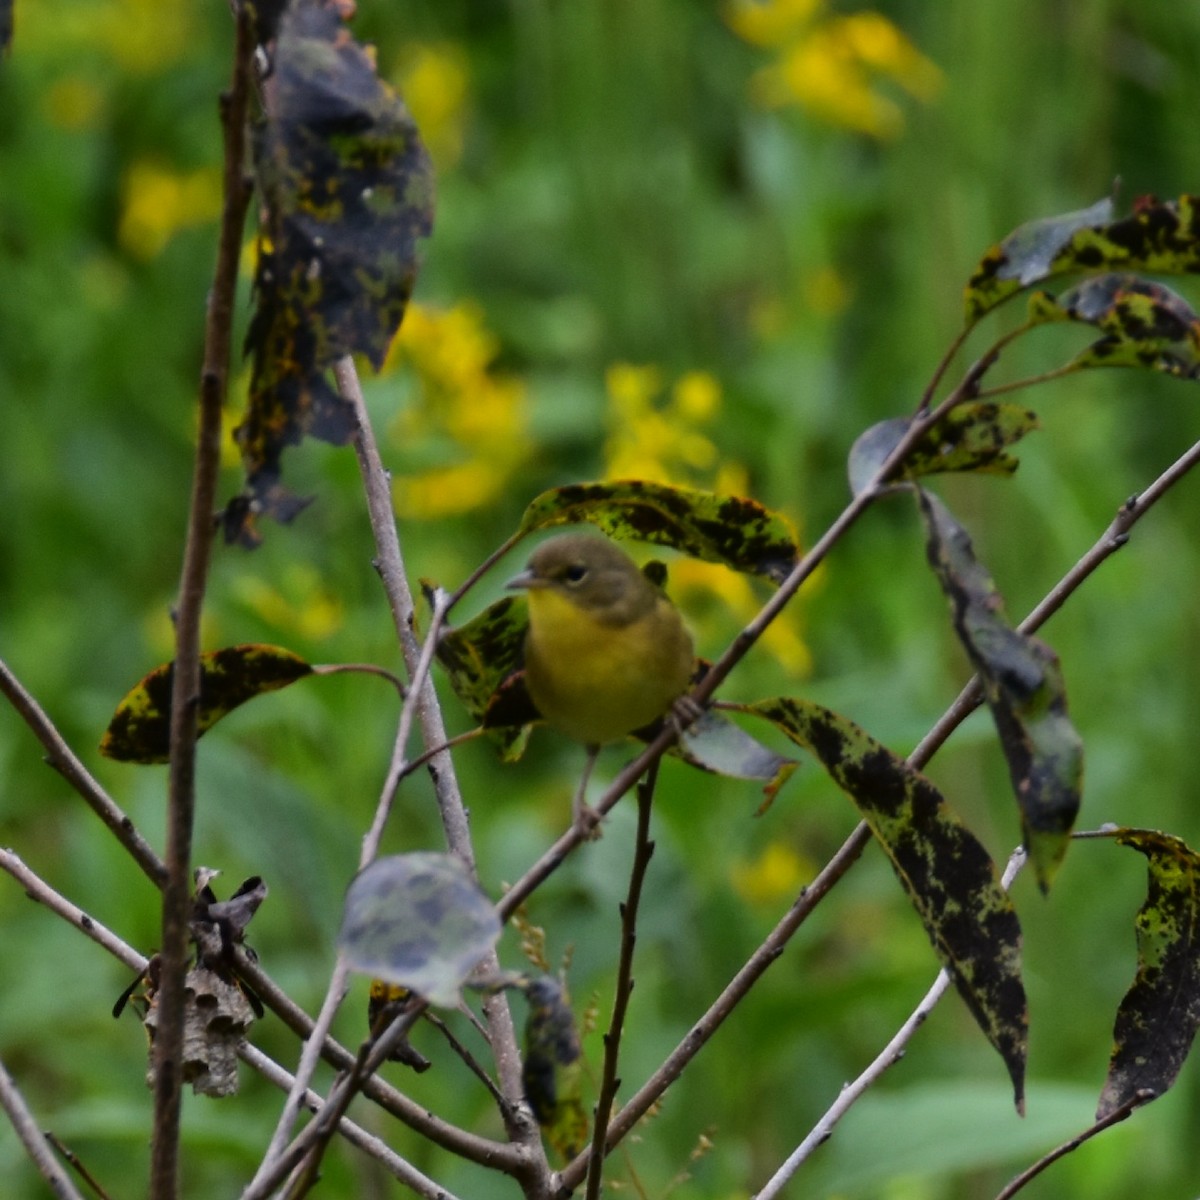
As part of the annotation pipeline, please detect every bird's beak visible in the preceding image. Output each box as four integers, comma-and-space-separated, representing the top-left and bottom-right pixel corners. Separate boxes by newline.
505, 568, 544, 591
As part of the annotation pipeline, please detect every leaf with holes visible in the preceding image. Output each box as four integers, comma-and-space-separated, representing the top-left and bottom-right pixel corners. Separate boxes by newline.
742, 696, 1027, 1110
100, 645, 313, 763
519, 480, 800, 584
964, 195, 1200, 324
1097, 828, 1200, 1119
848, 403, 1039, 496
225, 0, 434, 547
918, 490, 1083, 891
339, 853, 500, 1008
1029, 274, 1200, 380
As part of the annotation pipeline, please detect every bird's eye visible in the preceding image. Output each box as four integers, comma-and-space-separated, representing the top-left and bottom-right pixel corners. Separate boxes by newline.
563, 563, 588, 584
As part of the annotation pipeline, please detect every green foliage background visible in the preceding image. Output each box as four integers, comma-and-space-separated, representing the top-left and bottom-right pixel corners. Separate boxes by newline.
3, 1, 1200, 1196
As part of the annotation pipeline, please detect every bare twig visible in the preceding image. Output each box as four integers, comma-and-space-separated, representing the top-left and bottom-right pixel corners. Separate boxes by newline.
0, 659, 166, 886
993, 1089, 1154, 1200
44, 1132, 114, 1200
584, 764, 659, 1199
0, 1059, 88, 1200
753, 848, 1028, 1200
150, 11, 255, 1198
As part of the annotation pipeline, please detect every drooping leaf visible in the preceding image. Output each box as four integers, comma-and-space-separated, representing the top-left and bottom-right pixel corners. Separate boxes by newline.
520, 975, 588, 1162
518, 480, 800, 584
672, 710, 798, 808
436, 593, 532, 759
100, 645, 314, 763
224, 0, 434, 546
847, 403, 1039, 496
339, 853, 501, 1008
917, 490, 1083, 891
1097, 828, 1200, 1119
1028, 274, 1200, 379
741, 696, 1027, 1109
965, 194, 1200, 324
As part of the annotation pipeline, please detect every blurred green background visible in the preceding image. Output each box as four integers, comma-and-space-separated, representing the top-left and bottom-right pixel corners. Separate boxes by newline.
3, 0, 1200, 1196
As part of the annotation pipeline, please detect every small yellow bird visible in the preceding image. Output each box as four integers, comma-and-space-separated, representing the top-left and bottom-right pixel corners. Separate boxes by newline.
507, 532, 697, 829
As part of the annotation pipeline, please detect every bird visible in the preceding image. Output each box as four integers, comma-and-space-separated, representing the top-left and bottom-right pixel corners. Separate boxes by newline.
506, 532, 698, 833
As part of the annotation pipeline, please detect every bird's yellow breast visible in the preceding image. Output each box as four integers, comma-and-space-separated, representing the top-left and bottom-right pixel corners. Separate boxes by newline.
523, 587, 693, 746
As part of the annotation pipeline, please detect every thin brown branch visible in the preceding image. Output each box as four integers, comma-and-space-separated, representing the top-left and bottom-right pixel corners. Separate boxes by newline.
44, 1132, 115, 1200
584, 764, 659, 1200
0, 658, 166, 887
993, 1089, 1155, 1200
150, 11, 255, 1196
0, 1058, 88, 1200
334, 355, 537, 1162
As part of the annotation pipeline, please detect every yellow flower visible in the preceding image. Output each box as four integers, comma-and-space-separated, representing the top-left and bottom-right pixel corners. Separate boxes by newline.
118, 161, 222, 260
727, 0, 942, 139
730, 841, 814, 906
385, 302, 530, 519
394, 42, 470, 170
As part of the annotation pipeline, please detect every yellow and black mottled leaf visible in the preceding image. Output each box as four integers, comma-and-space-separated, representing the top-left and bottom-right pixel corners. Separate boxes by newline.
847, 403, 1039, 496
1097, 828, 1200, 1119
225, 0, 434, 546
1028, 273, 1200, 380
741, 696, 1028, 1110
965, 194, 1200, 325
436, 593, 533, 759
339, 853, 501, 1008
918, 490, 1083, 891
521, 975, 587, 1162
519, 480, 800, 584
100, 645, 314, 763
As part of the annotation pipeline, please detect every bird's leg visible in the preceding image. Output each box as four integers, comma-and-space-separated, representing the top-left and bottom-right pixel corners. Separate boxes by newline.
572, 745, 603, 840
668, 693, 705, 738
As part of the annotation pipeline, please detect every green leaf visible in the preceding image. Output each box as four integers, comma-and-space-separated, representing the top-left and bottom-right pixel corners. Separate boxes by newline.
339, 853, 501, 1008
917, 490, 1083, 891
743, 696, 1027, 1109
847, 403, 1039, 495
1029, 273, 1200, 379
520, 975, 587, 1162
436, 593, 533, 759
518, 480, 800, 584
964, 194, 1200, 324
225, 0, 434, 547
673, 710, 798, 808
99, 645, 314, 763
1097, 828, 1200, 1119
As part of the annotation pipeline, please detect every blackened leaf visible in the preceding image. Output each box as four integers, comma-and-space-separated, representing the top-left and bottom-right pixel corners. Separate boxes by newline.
1, 0, 12, 53
848, 404, 1039, 496
340, 853, 500, 1008
100, 645, 314, 763
672, 710, 798, 807
521, 975, 587, 1162
366, 979, 432, 1071
519, 480, 800, 584
918, 490, 1083, 891
228, 0, 434, 544
743, 696, 1027, 1110
1028, 274, 1200, 380
964, 195, 1200, 324
1098, 828, 1200, 1119
436, 593, 532, 759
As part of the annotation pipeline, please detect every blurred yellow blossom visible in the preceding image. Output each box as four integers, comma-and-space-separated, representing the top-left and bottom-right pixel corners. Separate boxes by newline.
118, 160, 222, 260
726, 0, 942, 139
730, 840, 814, 906
603, 365, 812, 677
21, 0, 195, 73
230, 563, 346, 643
394, 42, 470, 170
384, 302, 529, 519
44, 77, 106, 131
